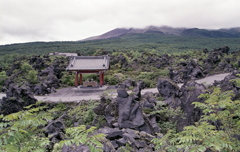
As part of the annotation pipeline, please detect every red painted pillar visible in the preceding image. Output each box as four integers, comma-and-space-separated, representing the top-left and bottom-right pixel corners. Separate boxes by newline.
102, 72, 104, 85
79, 73, 83, 85
75, 72, 78, 87
99, 72, 103, 87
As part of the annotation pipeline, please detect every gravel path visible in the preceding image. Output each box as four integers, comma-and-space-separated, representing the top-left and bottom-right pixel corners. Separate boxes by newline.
0, 73, 230, 102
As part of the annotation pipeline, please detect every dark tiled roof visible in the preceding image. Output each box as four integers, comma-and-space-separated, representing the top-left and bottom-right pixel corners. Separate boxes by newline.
66, 55, 110, 70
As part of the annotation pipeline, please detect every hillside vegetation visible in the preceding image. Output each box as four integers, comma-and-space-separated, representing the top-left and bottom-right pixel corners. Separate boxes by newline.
0, 31, 240, 151
1, 33, 240, 67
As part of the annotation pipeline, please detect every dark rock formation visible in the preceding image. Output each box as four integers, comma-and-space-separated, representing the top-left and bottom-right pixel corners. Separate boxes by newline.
141, 92, 156, 110
149, 54, 172, 69
2, 55, 69, 98
39, 65, 55, 76
214, 46, 230, 55
121, 79, 145, 89
170, 60, 205, 83
185, 60, 205, 79
93, 96, 112, 115
91, 81, 161, 151
6, 62, 21, 76
33, 74, 59, 95
44, 114, 66, 150
203, 48, 209, 54
110, 54, 128, 69
121, 79, 136, 89
203, 46, 235, 74
93, 96, 118, 127
97, 127, 155, 152
214, 71, 240, 100
0, 84, 37, 115
93, 82, 157, 134
117, 87, 129, 98
61, 144, 90, 152
177, 81, 206, 131
117, 95, 145, 129
29, 55, 46, 72
157, 78, 207, 131
44, 119, 65, 142
157, 78, 181, 108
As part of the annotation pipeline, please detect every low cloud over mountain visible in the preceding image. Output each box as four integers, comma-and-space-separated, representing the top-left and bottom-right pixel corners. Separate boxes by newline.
83, 26, 240, 41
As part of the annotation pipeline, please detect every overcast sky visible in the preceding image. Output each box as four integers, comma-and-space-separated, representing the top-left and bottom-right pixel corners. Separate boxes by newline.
1, 0, 240, 45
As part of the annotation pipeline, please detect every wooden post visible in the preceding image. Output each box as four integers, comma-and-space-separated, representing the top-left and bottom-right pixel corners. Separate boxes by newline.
79, 73, 82, 85
75, 72, 78, 87
102, 72, 104, 85
99, 71, 103, 87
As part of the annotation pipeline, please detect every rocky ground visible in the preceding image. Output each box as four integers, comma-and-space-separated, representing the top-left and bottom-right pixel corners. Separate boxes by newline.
0, 46, 240, 151
61, 71, 240, 151
0, 73, 229, 103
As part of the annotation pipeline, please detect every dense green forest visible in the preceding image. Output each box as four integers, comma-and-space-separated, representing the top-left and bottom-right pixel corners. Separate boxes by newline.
1, 33, 240, 59
1, 34, 240, 55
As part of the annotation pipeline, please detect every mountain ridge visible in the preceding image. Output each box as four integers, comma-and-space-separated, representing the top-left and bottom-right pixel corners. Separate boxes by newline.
82, 26, 240, 41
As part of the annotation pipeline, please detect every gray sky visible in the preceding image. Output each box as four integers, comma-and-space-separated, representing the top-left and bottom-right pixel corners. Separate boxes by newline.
1, 0, 240, 45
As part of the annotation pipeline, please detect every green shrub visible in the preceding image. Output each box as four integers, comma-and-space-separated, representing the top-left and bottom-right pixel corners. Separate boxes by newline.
27, 70, 38, 84
60, 72, 75, 86
53, 125, 105, 152
84, 110, 96, 125
179, 58, 186, 62
67, 100, 99, 127
94, 115, 107, 128
156, 96, 164, 101
151, 106, 182, 134
21, 63, 33, 72
141, 78, 155, 88
105, 75, 119, 85
0, 104, 52, 152
130, 50, 141, 59
157, 69, 169, 77
232, 61, 239, 69
0, 71, 7, 86
82, 73, 99, 82
137, 72, 151, 80
142, 108, 154, 114
105, 73, 125, 85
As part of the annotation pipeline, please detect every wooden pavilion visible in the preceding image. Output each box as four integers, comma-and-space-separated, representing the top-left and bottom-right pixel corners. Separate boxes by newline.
66, 55, 110, 87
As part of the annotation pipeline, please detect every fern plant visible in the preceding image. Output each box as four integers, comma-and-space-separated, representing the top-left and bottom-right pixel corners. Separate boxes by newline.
152, 87, 240, 152
176, 121, 237, 152
0, 103, 52, 152
67, 100, 98, 126
53, 125, 105, 152
150, 102, 183, 134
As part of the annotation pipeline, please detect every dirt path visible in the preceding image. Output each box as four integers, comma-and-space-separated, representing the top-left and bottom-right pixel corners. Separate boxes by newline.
0, 73, 230, 102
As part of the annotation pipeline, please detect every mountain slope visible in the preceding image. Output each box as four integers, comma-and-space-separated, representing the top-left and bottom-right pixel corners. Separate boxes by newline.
83, 26, 240, 41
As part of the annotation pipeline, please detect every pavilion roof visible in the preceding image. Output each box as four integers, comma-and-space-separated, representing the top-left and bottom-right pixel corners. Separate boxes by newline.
48, 52, 78, 57
66, 55, 110, 71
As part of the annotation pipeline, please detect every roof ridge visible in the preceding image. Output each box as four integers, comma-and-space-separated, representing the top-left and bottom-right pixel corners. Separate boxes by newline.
66, 55, 110, 70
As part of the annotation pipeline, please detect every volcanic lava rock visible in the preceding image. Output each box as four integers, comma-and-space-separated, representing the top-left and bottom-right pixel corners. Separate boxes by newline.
61, 144, 90, 152
33, 74, 59, 95
177, 81, 206, 131
214, 71, 240, 100
157, 78, 179, 98
97, 127, 155, 152
0, 84, 37, 115
157, 78, 207, 131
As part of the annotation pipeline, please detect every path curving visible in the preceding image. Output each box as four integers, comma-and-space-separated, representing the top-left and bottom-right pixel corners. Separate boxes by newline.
0, 73, 230, 102
141, 73, 229, 94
